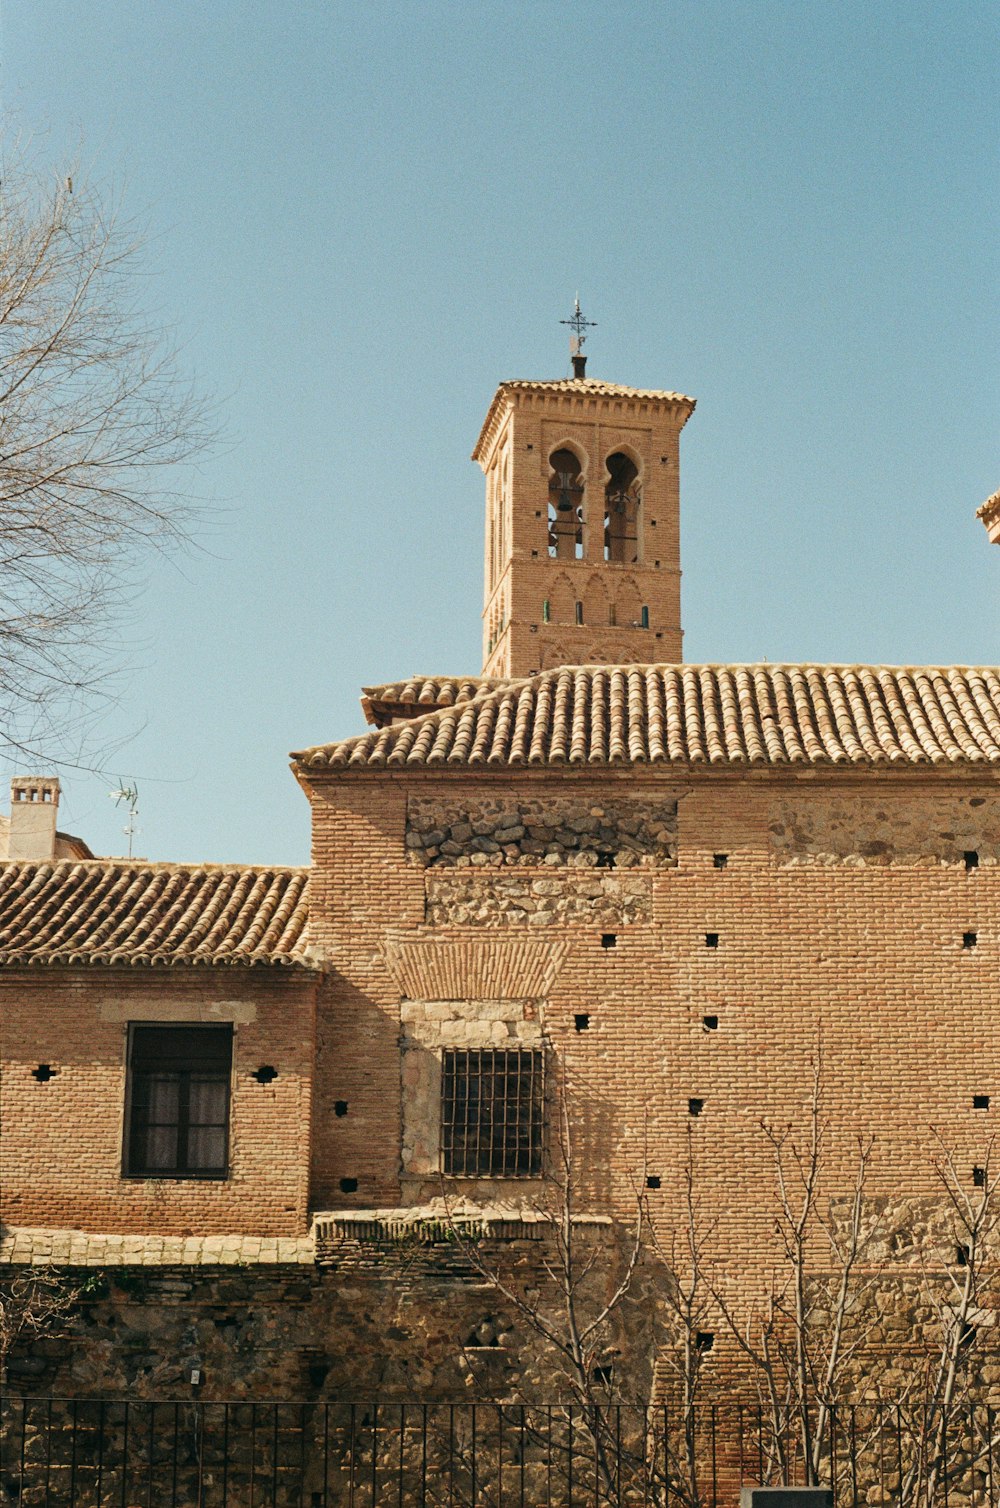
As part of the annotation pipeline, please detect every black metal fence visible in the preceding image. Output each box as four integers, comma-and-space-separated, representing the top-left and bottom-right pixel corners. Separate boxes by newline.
4, 1396, 1000, 1506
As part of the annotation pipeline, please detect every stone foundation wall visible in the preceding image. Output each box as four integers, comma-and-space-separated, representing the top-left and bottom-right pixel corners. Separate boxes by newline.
406, 796, 678, 869
0, 1220, 664, 1404
424, 871, 652, 926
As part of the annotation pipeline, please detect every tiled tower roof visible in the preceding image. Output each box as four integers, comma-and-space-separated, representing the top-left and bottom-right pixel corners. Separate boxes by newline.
295, 663, 1000, 771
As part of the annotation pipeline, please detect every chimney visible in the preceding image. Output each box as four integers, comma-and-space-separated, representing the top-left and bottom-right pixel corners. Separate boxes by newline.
9, 776, 60, 861
571, 352, 587, 380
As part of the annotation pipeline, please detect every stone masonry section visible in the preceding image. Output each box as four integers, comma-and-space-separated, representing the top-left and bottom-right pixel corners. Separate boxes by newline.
424, 870, 652, 927
0, 1219, 665, 1404
405, 795, 678, 868
770, 790, 1000, 866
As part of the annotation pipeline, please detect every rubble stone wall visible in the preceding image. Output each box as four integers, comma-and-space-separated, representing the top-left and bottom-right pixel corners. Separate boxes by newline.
406, 795, 678, 868
424, 870, 652, 926
770, 790, 1000, 866
0, 1222, 663, 1403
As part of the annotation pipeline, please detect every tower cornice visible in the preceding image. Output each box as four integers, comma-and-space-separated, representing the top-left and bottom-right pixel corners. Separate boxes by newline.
472, 379, 696, 468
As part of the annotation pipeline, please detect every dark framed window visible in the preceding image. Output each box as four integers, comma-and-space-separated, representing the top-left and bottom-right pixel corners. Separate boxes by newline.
441, 1048, 544, 1178
124, 1025, 233, 1178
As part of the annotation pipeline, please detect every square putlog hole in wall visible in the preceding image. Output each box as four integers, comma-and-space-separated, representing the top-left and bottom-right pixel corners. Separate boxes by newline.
703, 1015, 719, 1031
704, 933, 719, 949
646, 1175, 661, 1189
339, 1177, 358, 1194
688, 1098, 704, 1117
712, 854, 729, 869
601, 934, 618, 949
973, 1095, 991, 1110
974, 1166, 987, 1187
574, 1014, 590, 1032
334, 1101, 348, 1117
963, 932, 978, 949
965, 851, 980, 870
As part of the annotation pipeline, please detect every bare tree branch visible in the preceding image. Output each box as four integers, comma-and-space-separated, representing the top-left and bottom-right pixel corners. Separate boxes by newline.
0, 133, 215, 763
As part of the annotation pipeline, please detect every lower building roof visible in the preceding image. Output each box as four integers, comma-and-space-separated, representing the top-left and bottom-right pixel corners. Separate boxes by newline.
0, 861, 312, 967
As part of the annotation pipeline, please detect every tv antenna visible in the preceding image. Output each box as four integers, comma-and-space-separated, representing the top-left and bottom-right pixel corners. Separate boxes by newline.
109, 781, 140, 859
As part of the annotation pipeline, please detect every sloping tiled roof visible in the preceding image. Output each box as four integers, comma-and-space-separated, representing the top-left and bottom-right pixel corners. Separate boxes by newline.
361, 675, 501, 727
977, 490, 1000, 542
294, 664, 1000, 772
0, 861, 312, 967
472, 378, 695, 461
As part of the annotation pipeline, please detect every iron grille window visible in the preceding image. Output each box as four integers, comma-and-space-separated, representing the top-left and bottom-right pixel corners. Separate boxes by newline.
125, 1025, 233, 1178
441, 1048, 544, 1177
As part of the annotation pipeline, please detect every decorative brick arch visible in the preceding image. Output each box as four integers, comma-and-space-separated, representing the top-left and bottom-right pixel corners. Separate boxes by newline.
539, 639, 574, 670
583, 572, 611, 626
547, 572, 576, 624
613, 575, 642, 628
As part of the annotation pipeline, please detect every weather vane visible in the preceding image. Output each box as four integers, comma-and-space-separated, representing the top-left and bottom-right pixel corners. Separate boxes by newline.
560, 295, 597, 357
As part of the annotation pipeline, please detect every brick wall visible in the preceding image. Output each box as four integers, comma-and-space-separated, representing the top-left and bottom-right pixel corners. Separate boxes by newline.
303, 765, 1000, 1298
0, 967, 317, 1235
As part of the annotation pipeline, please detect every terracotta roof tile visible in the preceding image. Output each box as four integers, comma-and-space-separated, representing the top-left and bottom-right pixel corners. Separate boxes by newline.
496, 377, 695, 402
294, 664, 1000, 773
0, 861, 311, 967
360, 675, 501, 727
977, 490, 1000, 542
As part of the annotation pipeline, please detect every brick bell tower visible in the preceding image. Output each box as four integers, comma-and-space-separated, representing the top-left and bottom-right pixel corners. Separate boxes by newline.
472, 314, 695, 679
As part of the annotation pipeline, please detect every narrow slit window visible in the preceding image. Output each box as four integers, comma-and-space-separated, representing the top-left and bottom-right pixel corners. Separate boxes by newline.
441, 1048, 544, 1178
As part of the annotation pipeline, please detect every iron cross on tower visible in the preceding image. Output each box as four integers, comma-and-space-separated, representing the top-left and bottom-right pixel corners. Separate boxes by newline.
560, 297, 596, 377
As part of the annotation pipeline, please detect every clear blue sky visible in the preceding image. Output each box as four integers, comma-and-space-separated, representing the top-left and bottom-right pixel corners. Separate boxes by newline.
2, 1, 997, 865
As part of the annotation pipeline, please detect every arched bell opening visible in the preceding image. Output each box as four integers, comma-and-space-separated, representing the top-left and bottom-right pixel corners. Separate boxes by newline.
604, 452, 640, 563
548, 447, 585, 560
